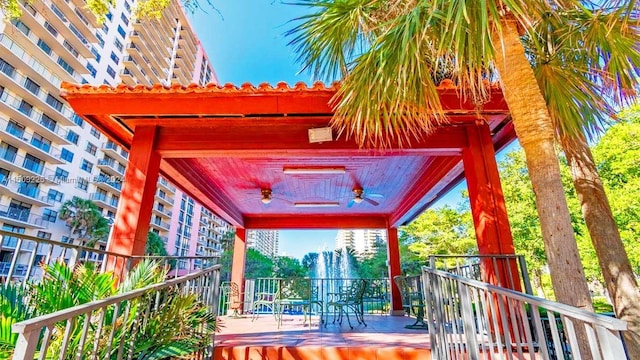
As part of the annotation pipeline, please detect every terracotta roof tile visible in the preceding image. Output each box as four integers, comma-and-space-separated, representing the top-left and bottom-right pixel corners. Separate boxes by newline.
60, 79, 488, 96
60, 81, 342, 96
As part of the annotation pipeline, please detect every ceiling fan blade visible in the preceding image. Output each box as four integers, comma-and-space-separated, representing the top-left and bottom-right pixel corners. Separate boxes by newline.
364, 198, 379, 206
347, 199, 355, 208
369, 193, 384, 198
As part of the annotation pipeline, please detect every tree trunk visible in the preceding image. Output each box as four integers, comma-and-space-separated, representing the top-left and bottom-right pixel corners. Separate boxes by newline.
492, 20, 593, 356
562, 133, 640, 358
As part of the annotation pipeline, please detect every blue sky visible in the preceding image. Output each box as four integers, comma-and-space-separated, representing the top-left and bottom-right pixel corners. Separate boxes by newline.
187, 2, 506, 259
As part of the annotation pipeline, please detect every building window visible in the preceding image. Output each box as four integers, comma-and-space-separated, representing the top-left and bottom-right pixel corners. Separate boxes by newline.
45, 94, 63, 112
124, 1, 131, 12
54, 167, 68, 181
0, 58, 15, 77
114, 38, 123, 51
23, 154, 43, 174
24, 78, 40, 95
42, 209, 57, 222
90, 127, 101, 139
87, 63, 97, 78
36, 231, 52, 239
66, 130, 79, 144
57, 58, 74, 75
110, 52, 119, 64
120, 13, 129, 25
37, 39, 52, 55
18, 100, 33, 116
96, 33, 105, 48
60, 148, 73, 162
105, 12, 112, 21
80, 159, 93, 173
90, 47, 101, 62
101, 23, 109, 34
44, 22, 58, 36
61, 236, 72, 243
30, 133, 51, 152
85, 142, 97, 155
0, 168, 10, 184
2, 224, 25, 247
62, 40, 79, 57
40, 114, 57, 132
106, 66, 116, 78
47, 189, 63, 202
11, 20, 30, 35
117, 25, 126, 38
76, 177, 88, 191
72, 114, 84, 127
6, 120, 24, 138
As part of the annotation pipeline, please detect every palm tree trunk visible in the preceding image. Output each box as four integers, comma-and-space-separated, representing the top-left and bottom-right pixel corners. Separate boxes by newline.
562, 133, 640, 358
491, 20, 594, 356
492, 19, 593, 311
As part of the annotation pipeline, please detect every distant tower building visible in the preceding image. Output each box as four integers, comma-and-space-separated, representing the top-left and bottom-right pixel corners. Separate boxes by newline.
247, 230, 279, 257
335, 229, 387, 258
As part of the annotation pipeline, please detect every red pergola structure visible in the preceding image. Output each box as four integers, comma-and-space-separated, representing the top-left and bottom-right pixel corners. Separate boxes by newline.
60, 80, 517, 314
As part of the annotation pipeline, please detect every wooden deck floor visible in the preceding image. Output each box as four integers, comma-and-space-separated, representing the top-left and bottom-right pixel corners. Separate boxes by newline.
214, 314, 432, 360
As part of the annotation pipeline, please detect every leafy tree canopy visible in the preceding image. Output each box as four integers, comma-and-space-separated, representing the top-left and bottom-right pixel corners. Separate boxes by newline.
145, 232, 169, 256
58, 196, 109, 247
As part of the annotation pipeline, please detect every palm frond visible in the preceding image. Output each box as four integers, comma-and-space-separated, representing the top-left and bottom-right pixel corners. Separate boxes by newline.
526, 2, 640, 139
286, 0, 381, 81
332, 4, 448, 147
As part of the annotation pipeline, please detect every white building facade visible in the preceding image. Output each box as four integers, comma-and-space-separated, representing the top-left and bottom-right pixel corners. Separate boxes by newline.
0, 0, 225, 274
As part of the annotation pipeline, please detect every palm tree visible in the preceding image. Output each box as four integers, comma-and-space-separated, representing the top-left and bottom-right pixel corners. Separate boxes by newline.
528, 5, 640, 355
287, 0, 593, 314
289, 0, 640, 354
59, 196, 110, 247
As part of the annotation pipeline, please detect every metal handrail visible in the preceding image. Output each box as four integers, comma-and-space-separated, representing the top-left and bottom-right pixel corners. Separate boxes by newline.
428, 254, 533, 295
0, 230, 219, 286
423, 266, 628, 360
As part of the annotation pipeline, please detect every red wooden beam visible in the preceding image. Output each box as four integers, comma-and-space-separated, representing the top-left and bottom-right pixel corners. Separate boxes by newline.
244, 215, 389, 229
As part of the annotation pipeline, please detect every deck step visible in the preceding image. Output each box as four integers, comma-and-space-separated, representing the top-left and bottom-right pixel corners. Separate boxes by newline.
213, 345, 431, 360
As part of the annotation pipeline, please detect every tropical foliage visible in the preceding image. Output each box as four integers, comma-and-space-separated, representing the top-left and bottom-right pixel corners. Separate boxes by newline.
59, 196, 110, 247
0, 260, 217, 358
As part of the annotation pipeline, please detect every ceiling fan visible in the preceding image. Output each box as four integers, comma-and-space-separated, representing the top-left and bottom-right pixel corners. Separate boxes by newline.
348, 187, 382, 208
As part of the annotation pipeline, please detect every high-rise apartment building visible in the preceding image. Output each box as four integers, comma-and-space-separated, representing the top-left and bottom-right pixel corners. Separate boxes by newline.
247, 230, 280, 257
0, 0, 224, 272
335, 229, 387, 258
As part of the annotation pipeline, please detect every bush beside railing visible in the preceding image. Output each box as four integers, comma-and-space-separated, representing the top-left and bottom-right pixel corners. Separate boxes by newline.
12, 265, 221, 360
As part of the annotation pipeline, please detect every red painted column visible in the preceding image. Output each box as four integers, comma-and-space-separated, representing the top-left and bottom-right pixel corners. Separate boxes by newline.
230, 227, 247, 312
462, 123, 520, 290
387, 227, 404, 315
109, 126, 161, 266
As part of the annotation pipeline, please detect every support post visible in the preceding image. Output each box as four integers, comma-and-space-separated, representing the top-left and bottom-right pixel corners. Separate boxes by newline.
230, 228, 247, 313
108, 126, 161, 274
387, 227, 404, 315
462, 123, 520, 290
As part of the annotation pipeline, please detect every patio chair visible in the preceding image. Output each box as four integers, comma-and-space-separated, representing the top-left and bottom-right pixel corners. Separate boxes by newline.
226, 281, 243, 318
278, 278, 324, 328
393, 275, 428, 329
251, 282, 281, 322
327, 278, 367, 329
